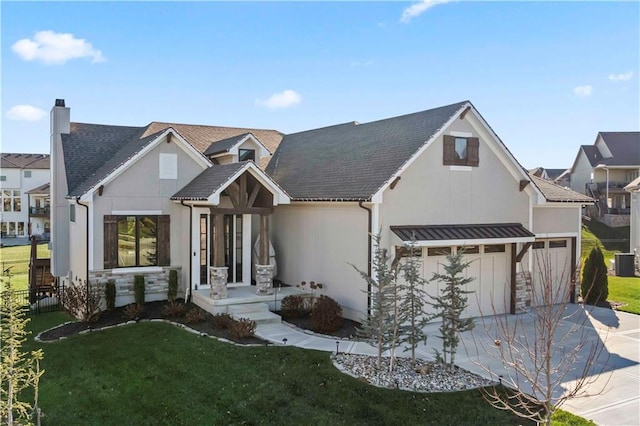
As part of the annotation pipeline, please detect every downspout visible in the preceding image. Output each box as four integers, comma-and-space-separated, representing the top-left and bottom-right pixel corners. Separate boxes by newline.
181, 200, 193, 302
76, 197, 89, 316
358, 201, 372, 314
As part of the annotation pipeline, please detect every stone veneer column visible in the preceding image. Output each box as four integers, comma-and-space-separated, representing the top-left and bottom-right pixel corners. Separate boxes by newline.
515, 272, 532, 314
210, 267, 228, 299
255, 264, 274, 295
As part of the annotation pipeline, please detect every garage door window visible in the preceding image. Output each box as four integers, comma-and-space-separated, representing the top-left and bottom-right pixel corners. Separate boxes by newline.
533, 241, 545, 249
549, 240, 567, 248
427, 247, 452, 256
484, 244, 505, 253
396, 246, 422, 258
459, 245, 480, 254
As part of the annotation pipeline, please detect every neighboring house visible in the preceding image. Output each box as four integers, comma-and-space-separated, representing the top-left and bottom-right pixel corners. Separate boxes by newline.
529, 167, 571, 188
50, 99, 592, 320
570, 132, 640, 227
0, 153, 50, 240
625, 176, 640, 266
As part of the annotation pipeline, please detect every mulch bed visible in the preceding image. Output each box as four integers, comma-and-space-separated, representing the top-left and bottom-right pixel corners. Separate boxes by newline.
38, 301, 362, 344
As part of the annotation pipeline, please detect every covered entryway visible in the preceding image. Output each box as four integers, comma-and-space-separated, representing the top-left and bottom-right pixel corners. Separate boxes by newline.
172, 161, 290, 297
391, 223, 536, 318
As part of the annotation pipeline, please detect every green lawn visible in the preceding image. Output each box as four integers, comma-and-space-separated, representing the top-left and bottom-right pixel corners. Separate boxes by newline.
608, 276, 640, 314
20, 314, 588, 426
0, 243, 50, 291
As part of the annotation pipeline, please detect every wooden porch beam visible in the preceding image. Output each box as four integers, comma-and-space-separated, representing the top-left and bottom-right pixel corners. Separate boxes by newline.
226, 182, 241, 208
212, 213, 225, 267
510, 242, 517, 315
259, 214, 269, 265
239, 174, 248, 208
247, 183, 261, 208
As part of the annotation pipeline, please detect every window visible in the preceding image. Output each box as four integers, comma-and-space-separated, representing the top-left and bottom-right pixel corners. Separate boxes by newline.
549, 240, 567, 248
103, 215, 170, 269
0, 190, 21, 212
533, 241, 545, 249
427, 247, 452, 256
69, 204, 76, 222
484, 244, 506, 253
239, 149, 256, 162
24, 171, 32, 178
396, 246, 423, 258
459, 245, 480, 254
443, 135, 479, 166
0, 176, 6, 181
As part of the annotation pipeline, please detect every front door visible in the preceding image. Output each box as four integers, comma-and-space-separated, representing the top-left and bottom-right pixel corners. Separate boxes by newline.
211, 214, 243, 283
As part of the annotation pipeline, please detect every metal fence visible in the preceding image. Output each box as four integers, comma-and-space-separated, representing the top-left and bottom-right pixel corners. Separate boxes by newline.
1, 285, 65, 315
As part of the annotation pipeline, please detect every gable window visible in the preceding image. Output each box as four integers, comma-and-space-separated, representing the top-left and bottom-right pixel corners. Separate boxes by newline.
103, 215, 170, 268
24, 171, 32, 178
443, 135, 479, 167
0, 176, 6, 181
239, 149, 255, 162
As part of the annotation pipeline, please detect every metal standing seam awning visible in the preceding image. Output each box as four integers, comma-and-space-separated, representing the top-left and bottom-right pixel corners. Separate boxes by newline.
390, 223, 535, 247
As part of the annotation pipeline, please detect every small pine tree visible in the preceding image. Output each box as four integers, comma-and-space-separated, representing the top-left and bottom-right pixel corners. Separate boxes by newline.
351, 233, 398, 370
581, 246, 609, 305
397, 244, 431, 361
0, 280, 45, 424
430, 250, 475, 368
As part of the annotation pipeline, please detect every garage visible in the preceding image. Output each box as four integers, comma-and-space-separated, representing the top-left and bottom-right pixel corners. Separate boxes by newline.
527, 238, 573, 306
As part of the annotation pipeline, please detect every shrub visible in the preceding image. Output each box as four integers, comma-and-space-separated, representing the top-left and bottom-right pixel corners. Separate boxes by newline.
168, 270, 178, 302
123, 303, 144, 321
162, 301, 186, 317
184, 308, 207, 324
134, 275, 145, 307
211, 313, 233, 329
105, 280, 116, 311
281, 295, 305, 318
310, 295, 343, 333
230, 317, 257, 339
581, 246, 609, 305
61, 280, 102, 322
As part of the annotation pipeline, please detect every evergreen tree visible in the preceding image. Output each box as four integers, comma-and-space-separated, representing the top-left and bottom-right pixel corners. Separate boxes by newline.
351, 234, 398, 369
581, 246, 609, 305
397, 244, 431, 361
430, 250, 475, 368
0, 280, 45, 424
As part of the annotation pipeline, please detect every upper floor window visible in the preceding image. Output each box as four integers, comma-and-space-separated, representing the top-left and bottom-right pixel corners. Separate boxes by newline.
239, 149, 256, 162
24, 171, 32, 178
443, 135, 479, 167
1, 190, 21, 212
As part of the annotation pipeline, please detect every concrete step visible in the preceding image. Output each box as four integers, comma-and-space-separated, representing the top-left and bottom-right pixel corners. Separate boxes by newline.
228, 303, 270, 316
232, 310, 282, 325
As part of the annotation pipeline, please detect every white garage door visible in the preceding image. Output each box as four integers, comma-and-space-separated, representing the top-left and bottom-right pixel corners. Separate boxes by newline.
421, 244, 510, 319
530, 239, 571, 306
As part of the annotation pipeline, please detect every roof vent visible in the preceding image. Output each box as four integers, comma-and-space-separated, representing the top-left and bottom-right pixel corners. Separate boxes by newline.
55, 99, 66, 107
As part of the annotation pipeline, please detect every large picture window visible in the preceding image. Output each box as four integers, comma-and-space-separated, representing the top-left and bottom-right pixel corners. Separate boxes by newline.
104, 215, 170, 269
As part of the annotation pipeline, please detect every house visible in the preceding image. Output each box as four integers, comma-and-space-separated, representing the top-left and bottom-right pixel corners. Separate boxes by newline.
50, 99, 592, 320
0, 153, 50, 241
625, 176, 640, 266
529, 167, 571, 188
570, 132, 640, 227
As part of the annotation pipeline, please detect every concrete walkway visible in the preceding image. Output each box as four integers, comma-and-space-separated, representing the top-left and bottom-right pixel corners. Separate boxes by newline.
256, 305, 640, 426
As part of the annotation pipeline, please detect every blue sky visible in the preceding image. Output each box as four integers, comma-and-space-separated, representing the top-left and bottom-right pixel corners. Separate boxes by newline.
2, 1, 638, 169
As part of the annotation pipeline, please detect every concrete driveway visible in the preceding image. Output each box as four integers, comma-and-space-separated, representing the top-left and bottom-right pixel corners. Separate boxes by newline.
444, 305, 640, 426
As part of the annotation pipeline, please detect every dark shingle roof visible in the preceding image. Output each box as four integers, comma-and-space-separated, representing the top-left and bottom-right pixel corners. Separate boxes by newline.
391, 223, 535, 242
266, 101, 468, 200
1, 153, 50, 169
581, 145, 603, 167
598, 132, 640, 166
530, 175, 594, 203
171, 163, 245, 200
203, 133, 252, 156
26, 183, 50, 195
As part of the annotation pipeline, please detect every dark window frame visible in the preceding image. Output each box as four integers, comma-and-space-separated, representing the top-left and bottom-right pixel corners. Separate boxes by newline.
427, 247, 452, 256
443, 135, 479, 167
104, 214, 170, 269
238, 149, 256, 162
117, 216, 158, 268
549, 240, 567, 249
484, 244, 506, 253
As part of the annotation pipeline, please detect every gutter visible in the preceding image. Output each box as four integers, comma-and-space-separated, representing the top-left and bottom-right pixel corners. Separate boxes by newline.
75, 197, 90, 317
358, 201, 372, 315
181, 200, 193, 302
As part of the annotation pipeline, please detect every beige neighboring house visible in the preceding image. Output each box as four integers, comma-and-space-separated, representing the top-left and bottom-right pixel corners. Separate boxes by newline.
570, 132, 640, 227
529, 167, 571, 188
50, 99, 592, 320
0, 153, 50, 241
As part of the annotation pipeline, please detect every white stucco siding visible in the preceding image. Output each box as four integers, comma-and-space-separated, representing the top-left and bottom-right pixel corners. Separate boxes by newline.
272, 203, 368, 320
532, 206, 581, 235
68, 200, 88, 284
570, 151, 594, 194
88, 138, 205, 290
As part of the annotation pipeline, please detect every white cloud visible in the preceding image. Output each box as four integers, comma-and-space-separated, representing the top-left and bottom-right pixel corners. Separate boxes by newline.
401, 0, 454, 23
573, 85, 593, 97
255, 90, 302, 109
608, 71, 634, 82
6, 105, 46, 121
12, 30, 106, 65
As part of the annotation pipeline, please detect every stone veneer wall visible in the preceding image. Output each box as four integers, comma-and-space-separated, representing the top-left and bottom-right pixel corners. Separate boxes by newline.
90, 267, 181, 308
601, 214, 631, 228
514, 271, 532, 314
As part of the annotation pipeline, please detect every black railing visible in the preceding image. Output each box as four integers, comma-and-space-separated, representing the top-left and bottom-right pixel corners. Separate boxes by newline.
29, 206, 50, 215
1, 285, 64, 315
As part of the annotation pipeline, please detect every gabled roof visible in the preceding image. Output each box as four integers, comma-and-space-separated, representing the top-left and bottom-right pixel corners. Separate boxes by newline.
171, 163, 246, 200
266, 101, 469, 201
26, 182, 50, 195
204, 133, 253, 156
580, 145, 604, 167
597, 132, 640, 166
625, 176, 640, 192
530, 175, 593, 203
62, 121, 284, 197
1, 153, 50, 169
